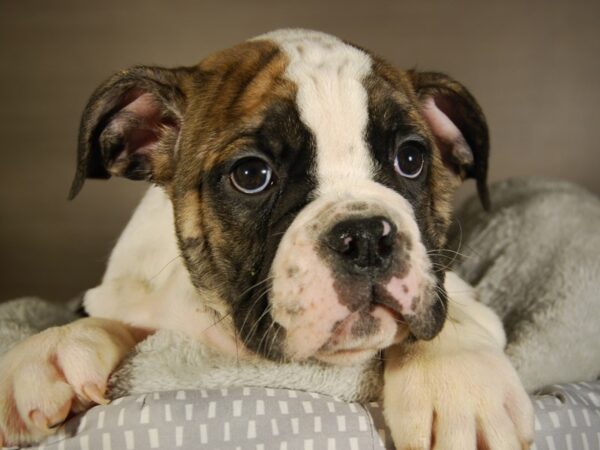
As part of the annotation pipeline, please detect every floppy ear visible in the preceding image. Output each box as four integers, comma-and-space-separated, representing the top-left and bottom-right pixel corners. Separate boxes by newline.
409, 71, 491, 210
69, 65, 189, 199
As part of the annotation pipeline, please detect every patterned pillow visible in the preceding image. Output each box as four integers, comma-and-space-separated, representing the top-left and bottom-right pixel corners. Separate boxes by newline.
22, 382, 599, 450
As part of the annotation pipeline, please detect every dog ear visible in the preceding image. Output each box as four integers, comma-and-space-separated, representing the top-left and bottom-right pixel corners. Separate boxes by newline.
69, 65, 189, 200
409, 71, 490, 210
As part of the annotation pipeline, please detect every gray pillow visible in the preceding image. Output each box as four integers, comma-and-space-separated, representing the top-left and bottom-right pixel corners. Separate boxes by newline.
26, 383, 600, 450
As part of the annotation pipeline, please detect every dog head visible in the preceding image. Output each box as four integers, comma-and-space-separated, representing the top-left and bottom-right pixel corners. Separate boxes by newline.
71, 30, 489, 364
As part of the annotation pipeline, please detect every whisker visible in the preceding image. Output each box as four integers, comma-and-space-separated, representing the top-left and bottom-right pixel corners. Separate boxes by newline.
236, 276, 278, 341
429, 262, 454, 272
451, 217, 464, 267
149, 254, 182, 281
257, 314, 277, 356
427, 251, 471, 260
241, 288, 273, 344
246, 298, 272, 338
239, 276, 276, 299
427, 248, 473, 260
269, 327, 285, 364
199, 310, 232, 335
237, 284, 272, 336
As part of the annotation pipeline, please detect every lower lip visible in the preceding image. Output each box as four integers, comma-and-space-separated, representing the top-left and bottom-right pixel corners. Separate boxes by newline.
323, 346, 376, 356
378, 304, 405, 323
316, 346, 378, 364
317, 305, 406, 357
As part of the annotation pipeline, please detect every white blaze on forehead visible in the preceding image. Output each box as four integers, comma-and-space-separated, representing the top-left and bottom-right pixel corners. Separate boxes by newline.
256, 29, 374, 194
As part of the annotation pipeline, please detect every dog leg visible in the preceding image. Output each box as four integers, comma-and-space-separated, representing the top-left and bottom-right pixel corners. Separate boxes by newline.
383, 273, 534, 450
0, 317, 145, 446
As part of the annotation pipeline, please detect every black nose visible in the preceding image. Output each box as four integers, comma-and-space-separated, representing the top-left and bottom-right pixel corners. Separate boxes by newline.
325, 216, 396, 273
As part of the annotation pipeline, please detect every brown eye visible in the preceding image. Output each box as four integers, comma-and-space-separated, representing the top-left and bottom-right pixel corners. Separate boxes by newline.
394, 141, 425, 179
230, 157, 274, 194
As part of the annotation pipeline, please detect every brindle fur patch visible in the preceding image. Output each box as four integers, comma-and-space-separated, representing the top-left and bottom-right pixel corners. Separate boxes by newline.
167, 41, 318, 358
177, 190, 203, 239
165, 41, 302, 321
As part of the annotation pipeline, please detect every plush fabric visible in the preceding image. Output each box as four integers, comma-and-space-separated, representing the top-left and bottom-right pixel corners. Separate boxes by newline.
449, 177, 600, 391
108, 329, 382, 403
0, 296, 77, 356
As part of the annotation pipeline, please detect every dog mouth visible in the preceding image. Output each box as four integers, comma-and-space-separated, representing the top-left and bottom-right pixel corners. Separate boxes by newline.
314, 296, 410, 364
270, 260, 433, 362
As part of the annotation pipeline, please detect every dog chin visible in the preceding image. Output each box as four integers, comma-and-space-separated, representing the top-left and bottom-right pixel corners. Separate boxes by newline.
311, 326, 411, 365
313, 347, 380, 365
293, 306, 411, 366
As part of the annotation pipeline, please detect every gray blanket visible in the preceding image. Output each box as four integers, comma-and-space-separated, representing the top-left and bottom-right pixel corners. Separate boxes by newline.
449, 177, 600, 391
1, 177, 599, 401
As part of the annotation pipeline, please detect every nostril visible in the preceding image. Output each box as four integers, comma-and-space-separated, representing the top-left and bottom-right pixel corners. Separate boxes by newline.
379, 219, 394, 259
340, 235, 359, 259
342, 235, 353, 249
378, 233, 394, 258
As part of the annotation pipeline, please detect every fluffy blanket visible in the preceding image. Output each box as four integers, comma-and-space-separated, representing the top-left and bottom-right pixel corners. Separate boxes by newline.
448, 177, 600, 391
1, 177, 599, 400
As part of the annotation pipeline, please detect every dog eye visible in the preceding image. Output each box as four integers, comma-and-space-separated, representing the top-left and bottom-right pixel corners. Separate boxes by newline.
394, 140, 425, 179
230, 157, 274, 194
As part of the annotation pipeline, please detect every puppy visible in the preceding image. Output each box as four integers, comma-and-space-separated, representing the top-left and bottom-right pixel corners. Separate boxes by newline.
0, 29, 533, 448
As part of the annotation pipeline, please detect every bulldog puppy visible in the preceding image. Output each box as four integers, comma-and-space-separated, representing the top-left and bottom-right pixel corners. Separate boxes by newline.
0, 29, 533, 448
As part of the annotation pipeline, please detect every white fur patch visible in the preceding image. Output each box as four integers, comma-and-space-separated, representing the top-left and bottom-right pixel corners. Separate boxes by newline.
257, 29, 374, 195
83, 186, 242, 357
270, 234, 350, 361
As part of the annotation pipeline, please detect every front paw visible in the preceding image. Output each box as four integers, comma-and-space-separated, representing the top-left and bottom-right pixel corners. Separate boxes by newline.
383, 345, 534, 450
0, 318, 134, 446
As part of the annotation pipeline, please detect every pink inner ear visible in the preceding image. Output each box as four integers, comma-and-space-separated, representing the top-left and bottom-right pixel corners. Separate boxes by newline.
123, 92, 162, 120
420, 96, 474, 170
104, 91, 177, 171
121, 92, 164, 156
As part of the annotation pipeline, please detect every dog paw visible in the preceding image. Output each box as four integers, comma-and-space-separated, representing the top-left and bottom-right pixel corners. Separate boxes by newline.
383, 345, 534, 450
0, 318, 135, 446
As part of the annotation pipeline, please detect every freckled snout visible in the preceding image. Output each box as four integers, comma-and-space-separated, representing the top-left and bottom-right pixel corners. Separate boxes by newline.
270, 191, 447, 362
324, 216, 396, 274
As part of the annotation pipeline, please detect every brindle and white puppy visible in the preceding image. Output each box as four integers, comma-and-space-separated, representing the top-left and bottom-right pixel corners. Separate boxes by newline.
0, 29, 533, 448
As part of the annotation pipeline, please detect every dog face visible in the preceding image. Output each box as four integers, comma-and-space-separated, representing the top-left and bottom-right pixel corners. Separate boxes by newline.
71, 30, 489, 364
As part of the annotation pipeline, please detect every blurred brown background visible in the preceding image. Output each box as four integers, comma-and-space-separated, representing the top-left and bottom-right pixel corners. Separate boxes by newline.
1, 0, 598, 303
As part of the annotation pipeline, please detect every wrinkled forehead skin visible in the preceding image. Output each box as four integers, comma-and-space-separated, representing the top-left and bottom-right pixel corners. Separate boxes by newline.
169, 30, 456, 359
